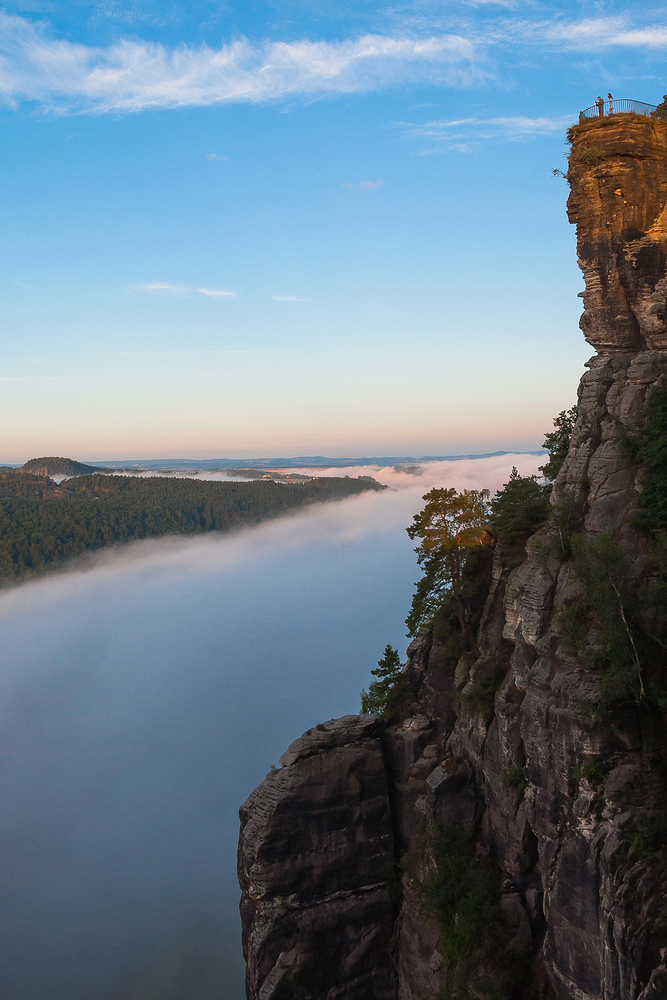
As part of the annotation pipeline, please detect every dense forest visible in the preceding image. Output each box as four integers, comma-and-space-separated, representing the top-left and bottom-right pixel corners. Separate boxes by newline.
0, 471, 385, 583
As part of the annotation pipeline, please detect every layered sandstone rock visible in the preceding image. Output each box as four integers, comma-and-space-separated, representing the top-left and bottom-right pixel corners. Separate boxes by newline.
567, 115, 667, 351
238, 716, 396, 1000
239, 114, 667, 1000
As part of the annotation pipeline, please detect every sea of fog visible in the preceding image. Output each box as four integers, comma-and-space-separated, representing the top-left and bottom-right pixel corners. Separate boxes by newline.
0, 454, 541, 1000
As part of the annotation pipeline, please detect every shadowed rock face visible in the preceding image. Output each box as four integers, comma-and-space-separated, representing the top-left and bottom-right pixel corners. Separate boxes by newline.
238, 716, 396, 1000
238, 115, 667, 1000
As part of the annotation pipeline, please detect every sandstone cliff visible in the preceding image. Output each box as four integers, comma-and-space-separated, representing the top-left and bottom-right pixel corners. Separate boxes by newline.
238, 113, 667, 1000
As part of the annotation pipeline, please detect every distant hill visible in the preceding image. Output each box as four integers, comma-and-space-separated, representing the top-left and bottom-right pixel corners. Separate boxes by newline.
20, 456, 106, 476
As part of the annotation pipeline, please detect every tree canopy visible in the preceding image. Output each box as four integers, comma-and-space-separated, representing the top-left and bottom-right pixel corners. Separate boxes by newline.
0, 472, 385, 584
539, 405, 577, 482
489, 467, 550, 563
405, 487, 491, 637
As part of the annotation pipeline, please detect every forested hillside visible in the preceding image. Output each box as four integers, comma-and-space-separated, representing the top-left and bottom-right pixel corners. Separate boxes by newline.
20, 456, 106, 475
0, 472, 385, 582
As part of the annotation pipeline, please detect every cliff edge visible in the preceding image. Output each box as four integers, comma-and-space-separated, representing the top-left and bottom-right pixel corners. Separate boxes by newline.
238, 113, 667, 1000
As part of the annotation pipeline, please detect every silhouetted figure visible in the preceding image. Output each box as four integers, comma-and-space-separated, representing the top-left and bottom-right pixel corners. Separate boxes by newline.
596, 96, 604, 116
607, 92, 614, 113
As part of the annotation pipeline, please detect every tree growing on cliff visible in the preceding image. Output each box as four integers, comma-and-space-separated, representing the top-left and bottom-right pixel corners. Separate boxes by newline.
360, 644, 412, 717
634, 379, 667, 532
539, 404, 578, 482
489, 467, 550, 565
405, 487, 492, 640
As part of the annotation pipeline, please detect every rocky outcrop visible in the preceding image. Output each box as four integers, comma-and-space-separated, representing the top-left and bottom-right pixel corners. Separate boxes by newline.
238, 114, 667, 1000
238, 716, 396, 1000
568, 115, 667, 352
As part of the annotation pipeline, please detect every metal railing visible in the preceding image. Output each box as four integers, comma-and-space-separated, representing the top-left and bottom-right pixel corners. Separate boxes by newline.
579, 99, 665, 121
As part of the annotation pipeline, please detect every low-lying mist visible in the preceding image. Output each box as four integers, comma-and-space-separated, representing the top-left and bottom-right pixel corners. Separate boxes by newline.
0, 455, 541, 1000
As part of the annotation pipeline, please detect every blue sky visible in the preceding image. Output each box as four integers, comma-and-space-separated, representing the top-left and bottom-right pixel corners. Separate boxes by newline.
1, 1, 665, 461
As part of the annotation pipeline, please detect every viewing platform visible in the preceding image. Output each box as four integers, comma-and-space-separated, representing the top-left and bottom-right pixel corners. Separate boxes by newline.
578, 97, 667, 122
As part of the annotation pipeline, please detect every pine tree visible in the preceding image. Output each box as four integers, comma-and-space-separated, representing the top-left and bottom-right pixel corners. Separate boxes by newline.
360, 645, 402, 715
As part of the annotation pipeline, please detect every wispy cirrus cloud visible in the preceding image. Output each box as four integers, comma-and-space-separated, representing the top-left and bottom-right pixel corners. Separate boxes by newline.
537, 17, 667, 51
1, 11, 666, 116
0, 13, 483, 113
136, 283, 237, 297
197, 288, 237, 298
398, 113, 573, 151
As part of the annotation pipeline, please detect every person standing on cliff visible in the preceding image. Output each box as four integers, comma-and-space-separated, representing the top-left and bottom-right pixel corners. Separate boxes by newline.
607, 92, 614, 113
596, 95, 604, 116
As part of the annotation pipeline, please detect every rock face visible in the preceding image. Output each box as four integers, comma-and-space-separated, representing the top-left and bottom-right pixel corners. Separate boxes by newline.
238, 114, 667, 1000
567, 115, 667, 352
238, 716, 396, 1000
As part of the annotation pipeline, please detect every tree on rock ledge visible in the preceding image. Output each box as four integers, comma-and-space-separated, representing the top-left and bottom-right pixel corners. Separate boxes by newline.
406, 487, 492, 641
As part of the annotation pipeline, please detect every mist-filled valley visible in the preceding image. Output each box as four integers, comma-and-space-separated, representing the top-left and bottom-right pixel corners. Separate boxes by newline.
0, 455, 540, 1000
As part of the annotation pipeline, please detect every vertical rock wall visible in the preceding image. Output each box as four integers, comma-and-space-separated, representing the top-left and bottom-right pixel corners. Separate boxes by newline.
238, 115, 667, 1000
238, 716, 396, 1000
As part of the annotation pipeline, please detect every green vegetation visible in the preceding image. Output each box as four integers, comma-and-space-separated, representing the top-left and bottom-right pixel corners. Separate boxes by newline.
405, 487, 491, 639
655, 95, 667, 119
410, 823, 501, 969
553, 533, 665, 708
628, 813, 667, 862
459, 657, 505, 716
571, 759, 604, 783
360, 644, 414, 719
403, 404, 578, 642
566, 112, 654, 145
573, 533, 647, 705
573, 147, 607, 165
489, 467, 549, 565
21, 456, 104, 475
610, 812, 667, 876
634, 379, 667, 532
553, 601, 587, 654
548, 491, 584, 560
0, 471, 385, 583
501, 765, 527, 794
539, 405, 577, 482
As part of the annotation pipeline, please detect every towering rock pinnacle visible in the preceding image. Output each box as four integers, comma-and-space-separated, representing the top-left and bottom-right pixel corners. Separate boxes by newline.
238, 113, 667, 1000
567, 115, 667, 352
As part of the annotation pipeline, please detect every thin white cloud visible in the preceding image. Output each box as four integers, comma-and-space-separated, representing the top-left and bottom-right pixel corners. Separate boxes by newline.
197, 287, 237, 298
0, 12, 665, 117
343, 179, 385, 190
272, 295, 304, 302
539, 17, 667, 51
0, 14, 484, 112
205, 152, 230, 161
139, 282, 189, 294
399, 113, 573, 149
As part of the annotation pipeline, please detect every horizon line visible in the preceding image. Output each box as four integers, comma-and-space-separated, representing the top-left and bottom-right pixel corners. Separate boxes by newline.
2, 449, 547, 469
